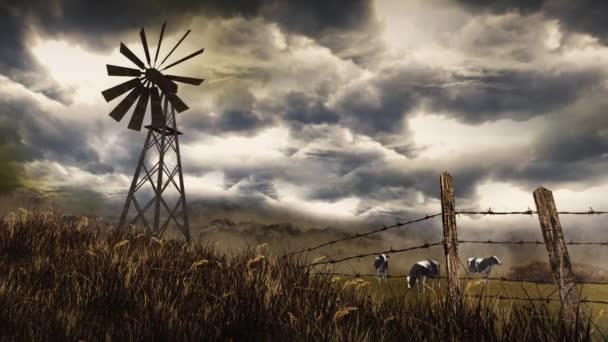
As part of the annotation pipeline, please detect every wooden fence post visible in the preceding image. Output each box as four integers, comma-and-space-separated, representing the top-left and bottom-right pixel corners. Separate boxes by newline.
533, 187, 580, 330
440, 172, 461, 309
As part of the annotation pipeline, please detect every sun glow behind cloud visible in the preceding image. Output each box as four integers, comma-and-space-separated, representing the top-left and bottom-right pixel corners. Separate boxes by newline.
408, 113, 542, 160
273, 180, 360, 220
30, 38, 118, 103
182, 126, 290, 170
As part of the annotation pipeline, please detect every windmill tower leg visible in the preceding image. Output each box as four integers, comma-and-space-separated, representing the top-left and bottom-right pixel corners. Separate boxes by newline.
116, 99, 191, 242
172, 106, 191, 242
117, 130, 153, 231
153, 99, 168, 233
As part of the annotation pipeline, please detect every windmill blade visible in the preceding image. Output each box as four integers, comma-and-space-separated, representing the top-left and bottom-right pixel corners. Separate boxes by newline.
101, 77, 141, 102
166, 74, 204, 85
128, 87, 151, 131
154, 21, 166, 67
140, 28, 151, 67
158, 29, 191, 68
165, 91, 189, 113
161, 47, 205, 71
107, 64, 141, 77
150, 87, 164, 127
120, 43, 146, 70
109, 86, 142, 122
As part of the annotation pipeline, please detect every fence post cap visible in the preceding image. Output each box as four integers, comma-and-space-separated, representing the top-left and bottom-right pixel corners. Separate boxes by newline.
533, 186, 551, 193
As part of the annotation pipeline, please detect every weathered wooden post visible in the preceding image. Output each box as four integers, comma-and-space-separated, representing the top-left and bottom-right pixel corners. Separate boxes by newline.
440, 172, 461, 310
533, 187, 580, 331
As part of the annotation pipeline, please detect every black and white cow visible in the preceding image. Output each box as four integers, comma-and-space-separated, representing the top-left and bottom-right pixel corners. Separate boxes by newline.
374, 254, 390, 284
407, 260, 440, 294
467, 256, 502, 284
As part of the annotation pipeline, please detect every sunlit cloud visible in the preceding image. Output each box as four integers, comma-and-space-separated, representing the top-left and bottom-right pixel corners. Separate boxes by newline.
408, 113, 542, 160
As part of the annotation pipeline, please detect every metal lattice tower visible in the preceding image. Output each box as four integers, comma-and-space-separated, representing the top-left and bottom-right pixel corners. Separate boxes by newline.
101, 22, 205, 242
117, 99, 191, 241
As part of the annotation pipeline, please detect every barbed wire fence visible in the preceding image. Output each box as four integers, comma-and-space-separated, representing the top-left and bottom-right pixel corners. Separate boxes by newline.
289, 172, 608, 330
308, 241, 443, 266
285, 213, 442, 257
315, 273, 608, 286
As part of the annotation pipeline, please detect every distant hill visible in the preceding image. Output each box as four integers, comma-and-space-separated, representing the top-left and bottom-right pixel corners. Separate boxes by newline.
196, 218, 384, 254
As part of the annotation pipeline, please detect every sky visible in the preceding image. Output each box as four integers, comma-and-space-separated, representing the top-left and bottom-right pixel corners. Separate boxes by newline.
1, 0, 607, 237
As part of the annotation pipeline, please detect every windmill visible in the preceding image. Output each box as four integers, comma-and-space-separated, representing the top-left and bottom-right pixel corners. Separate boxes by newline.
101, 22, 205, 242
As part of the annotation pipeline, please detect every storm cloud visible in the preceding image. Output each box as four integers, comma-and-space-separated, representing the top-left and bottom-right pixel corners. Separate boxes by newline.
457, 0, 608, 44
0, 0, 607, 234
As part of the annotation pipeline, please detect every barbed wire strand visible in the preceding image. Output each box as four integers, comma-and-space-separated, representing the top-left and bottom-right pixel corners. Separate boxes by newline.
458, 239, 608, 246
315, 272, 608, 286
286, 207, 606, 259
465, 294, 559, 302
286, 213, 442, 257
465, 294, 608, 306
307, 241, 443, 266
455, 207, 607, 216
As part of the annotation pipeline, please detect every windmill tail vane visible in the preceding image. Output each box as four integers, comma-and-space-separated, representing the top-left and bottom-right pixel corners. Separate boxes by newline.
102, 22, 205, 242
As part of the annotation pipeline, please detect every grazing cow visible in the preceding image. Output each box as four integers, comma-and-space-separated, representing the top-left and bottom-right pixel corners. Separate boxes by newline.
374, 254, 390, 284
467, 256, 502, 285
407, 260, 440, 294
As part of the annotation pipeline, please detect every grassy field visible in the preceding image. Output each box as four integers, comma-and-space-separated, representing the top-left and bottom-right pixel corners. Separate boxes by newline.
362, 276, 608, 302
361, 276, 608, 330
0, 209, 606, 341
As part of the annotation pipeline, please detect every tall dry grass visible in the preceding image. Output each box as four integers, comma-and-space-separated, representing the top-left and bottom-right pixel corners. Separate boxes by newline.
0, 209, 595, 341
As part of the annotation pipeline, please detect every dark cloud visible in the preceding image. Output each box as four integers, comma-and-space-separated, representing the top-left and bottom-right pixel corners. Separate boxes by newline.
430, 68, 604, 123
180, 85, 274, 136
284, 92, 340, 125
191, 64, 604, 141
391, 142, 424, 159
212, 85, 272, 133
262, 0, 376, 43
20, 0, 373, 46
304, 165, 420, 202
0, 89, 115, 177
335, 67, 441, 135
539, 128, 608, 164
545, 1, 608, 44
317, 27, 385, 66
0, 6, 72, 103
457, 0, 608, 44
493, 100, 608, 190
1, 0, 375, 103
213, 110, 266, 132
19, 0, 264, 50
457, 0, 545, 15
304, 148, 382, 177
326, 64, 604, 136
